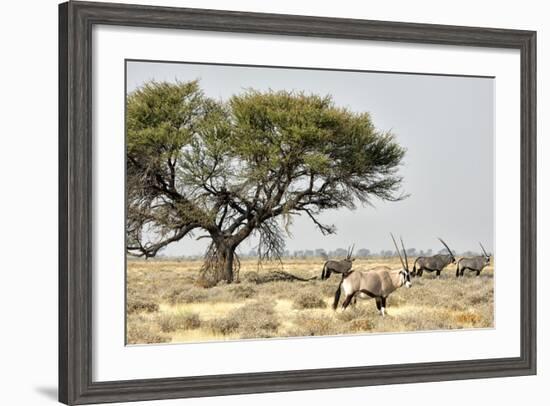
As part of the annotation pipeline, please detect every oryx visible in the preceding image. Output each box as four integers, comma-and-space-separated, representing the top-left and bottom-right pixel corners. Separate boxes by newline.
332, 235, 411, 316
412, 238, 456, 278
456, 242, 492, 277
321, 245, 355, 280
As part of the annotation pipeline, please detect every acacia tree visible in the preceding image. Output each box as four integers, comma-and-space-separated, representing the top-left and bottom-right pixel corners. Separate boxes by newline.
127, 80, 406, 285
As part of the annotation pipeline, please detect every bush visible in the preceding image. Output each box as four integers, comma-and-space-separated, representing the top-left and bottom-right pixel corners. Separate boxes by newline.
157, 312, 201, 333
182, 312, 202, 329
228, 284, 257, 299
387, 294, 406, 307
347, 318, 375, 332
127, 326, 170, 344
127, 298, 159, 314
467, 291, 493, 305
127, 314, 170, 344
454, 311, 482, 326
166, 286, 210, 304
208, 318, 240, 335
208, 301, 280, 338
243, 271, 261, 284
293, 293, 327, 309
335, 306, 370, 322
318, 281, 340, 297
287, 314, 340, 337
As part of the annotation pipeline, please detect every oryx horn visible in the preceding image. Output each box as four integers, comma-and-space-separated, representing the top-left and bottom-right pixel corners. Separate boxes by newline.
350, 243, 355, 258
390, 233, 406, 270
400, 236, 409, 271
479, 242, 489, 257
438, 237, 455, 259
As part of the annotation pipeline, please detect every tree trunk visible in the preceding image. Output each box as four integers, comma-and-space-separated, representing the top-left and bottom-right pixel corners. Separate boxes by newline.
218, 227, 253, 284
222, 247, 235, 283
213, 238, 236, 284
200, 230, 249, 286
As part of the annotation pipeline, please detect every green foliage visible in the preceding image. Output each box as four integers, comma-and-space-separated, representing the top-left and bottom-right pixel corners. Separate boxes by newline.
127, 80, 225, 157
126, 80, 406, 281
228, 90, 405, 206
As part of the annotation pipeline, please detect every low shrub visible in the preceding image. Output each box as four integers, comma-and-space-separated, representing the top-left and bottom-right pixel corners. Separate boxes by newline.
289, 314, 340, 337
157, 312, 201, 333
127, 327, 169, 344
292, 293, 327, 309
228, 284, 257, 299
242, 271, 261, 284
347, 318, 375, 332
166, 286, 210, 304
318, 281, 340, 297
208, 318, 240, 335
208, 301, 280, 338
181, 312, 202, 329
127, 298, 159, 314
335, 306, 370, 322
467, 291, 493, 305
454, 310, 485, 326
126, 315, 169, 344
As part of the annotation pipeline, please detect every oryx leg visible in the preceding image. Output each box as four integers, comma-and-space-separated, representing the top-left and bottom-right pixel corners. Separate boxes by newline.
341, 293, 356, 310
436, 270, 441, 278
375, 297, 383, 315
380, 297, 387, 316
476, 270, 481, 276
332, 284, 342, 310
417, 268, 423, 277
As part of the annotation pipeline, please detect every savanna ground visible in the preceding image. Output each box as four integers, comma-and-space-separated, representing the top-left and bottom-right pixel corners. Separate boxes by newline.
127, 257, 494, 345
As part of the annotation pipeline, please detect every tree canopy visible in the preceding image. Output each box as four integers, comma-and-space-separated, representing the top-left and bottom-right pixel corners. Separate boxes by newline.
126, 80, 406, 284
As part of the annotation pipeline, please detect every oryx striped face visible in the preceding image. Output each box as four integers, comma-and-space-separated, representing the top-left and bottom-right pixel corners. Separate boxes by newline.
400, 269, 412, 288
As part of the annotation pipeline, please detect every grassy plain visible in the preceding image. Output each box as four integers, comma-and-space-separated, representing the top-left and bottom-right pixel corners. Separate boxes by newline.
126, 257, 494, 345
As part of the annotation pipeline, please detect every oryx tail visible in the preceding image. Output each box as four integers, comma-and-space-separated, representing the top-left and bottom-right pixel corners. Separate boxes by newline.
332, 278, 343, 310
321, 262, 328, 280
413, 257, 421, 275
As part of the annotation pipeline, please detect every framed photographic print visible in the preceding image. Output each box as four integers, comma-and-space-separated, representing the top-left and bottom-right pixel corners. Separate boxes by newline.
59, 1, 536, 404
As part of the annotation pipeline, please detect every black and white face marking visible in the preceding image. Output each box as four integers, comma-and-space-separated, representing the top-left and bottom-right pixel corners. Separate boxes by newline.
400, 269, 412, 288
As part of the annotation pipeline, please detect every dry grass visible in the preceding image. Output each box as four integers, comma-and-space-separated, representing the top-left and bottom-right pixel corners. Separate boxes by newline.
127, 313, 170, 344
293, 292, 327, 309
157, 311, 201, 333
126, 257, 494, 344
208, 301, 280, 339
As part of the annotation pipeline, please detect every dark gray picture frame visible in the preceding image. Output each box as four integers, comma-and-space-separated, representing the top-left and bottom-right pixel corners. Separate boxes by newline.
59, 1, 537, 404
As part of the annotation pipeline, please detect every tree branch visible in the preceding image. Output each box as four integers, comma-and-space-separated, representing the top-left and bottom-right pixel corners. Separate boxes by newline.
299, 207, 335, 235
127, 223, 199, 258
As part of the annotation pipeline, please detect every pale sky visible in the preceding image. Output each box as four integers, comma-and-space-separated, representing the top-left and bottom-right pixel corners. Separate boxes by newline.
126, 60, 494, 256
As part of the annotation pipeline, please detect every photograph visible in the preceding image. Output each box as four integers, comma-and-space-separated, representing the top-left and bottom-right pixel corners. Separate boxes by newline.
125, 60, 495, 345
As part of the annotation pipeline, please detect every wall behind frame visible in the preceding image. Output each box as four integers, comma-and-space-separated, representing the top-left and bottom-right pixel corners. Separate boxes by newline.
0, 0, 546, 405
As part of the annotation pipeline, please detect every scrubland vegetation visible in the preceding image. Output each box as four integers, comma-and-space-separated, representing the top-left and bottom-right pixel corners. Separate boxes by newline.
127, 257, 493, 345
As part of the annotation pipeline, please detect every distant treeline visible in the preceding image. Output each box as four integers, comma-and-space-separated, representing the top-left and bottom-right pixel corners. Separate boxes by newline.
152, 247, 485, 261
